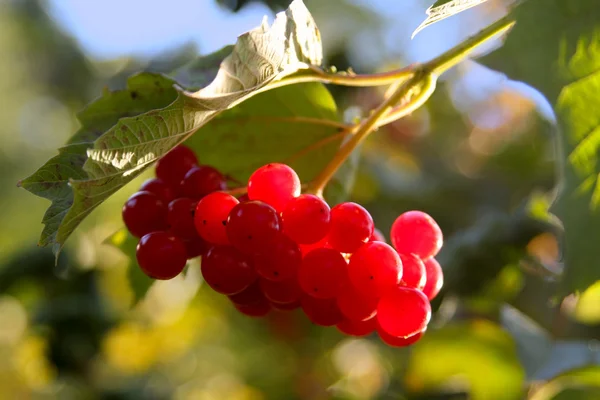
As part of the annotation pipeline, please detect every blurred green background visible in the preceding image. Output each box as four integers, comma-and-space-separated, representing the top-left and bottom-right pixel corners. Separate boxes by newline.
1, 0, 599, 399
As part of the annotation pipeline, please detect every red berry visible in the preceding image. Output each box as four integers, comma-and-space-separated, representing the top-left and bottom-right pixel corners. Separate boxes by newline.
378, 326, 425, 347
259, 277, 302, 304
122, 191, 168, 238
254, 233, 301, 281
336, 283, 378, 321
247, 163, 301, 212
337, 318, 377, 337
298, 248, 347, 299
140, 178, 175, 203
347, 241, 402, 298
201, 246, 256, 295
180, 165, 227, 199
226, 200, 281, 255
377, 287, 431, 338
136, 232, 187, 280
281, 194, 331, 244
234, 300, 271, 317
370, 228, 386, 243
155, 145, 198, 187
270, 300, 301, 311
399, 253, 426, 291
327, 202, 374, 253
228, 281, 265, 306
194, 192, 239, 245
390, 211, 443, 259
299, 237, 331, 255
183, 236, 209, 259
167, 198, 198, 240
300, 295, 343, 326
422, 258, 443, 300
237, 194, 250, 203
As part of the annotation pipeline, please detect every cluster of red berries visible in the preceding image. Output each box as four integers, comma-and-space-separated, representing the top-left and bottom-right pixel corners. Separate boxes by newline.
122, 145, 222, 276
122, 145, 444, 347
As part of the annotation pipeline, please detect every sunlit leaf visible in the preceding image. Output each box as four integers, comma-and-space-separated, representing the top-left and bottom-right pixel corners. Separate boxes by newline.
574, 281, 600, 325
19, 73, 178, 249
530, 366, 600, 400
413, 0, 491, 38
480, 0, 600, 294
19, 0, 333, 258
405, 320, 525, 400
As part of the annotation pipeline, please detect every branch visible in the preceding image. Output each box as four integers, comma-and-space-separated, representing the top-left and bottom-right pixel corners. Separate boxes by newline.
305, 15, 516, 195
309, 71, 436, 196
422, 15, 515, 76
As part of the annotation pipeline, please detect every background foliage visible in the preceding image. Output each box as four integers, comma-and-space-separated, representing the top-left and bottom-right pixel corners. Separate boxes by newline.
1, 0, 599, 399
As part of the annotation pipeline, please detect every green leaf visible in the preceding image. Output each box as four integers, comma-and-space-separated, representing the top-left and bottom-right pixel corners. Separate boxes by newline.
20, 0, 328, 257
184, 82, 343, 185
405, 321, 525, 400
18, 73, 178, 250
574, 280, 600, 324
107, 229, 153, 303
170, 45, 234, 91
412, 0, 491, 38
530, 366, 600, 400
480, 0, 600, 294
70, 73, 179, 144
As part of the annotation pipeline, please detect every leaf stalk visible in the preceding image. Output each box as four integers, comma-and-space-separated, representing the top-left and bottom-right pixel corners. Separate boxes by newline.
307, 15, 516, 196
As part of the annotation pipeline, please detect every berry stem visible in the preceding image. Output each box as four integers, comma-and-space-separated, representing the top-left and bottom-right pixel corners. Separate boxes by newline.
421, 15, 515, 77
284, 129, 352, 165
310, 72, 436, 197
267, 65, 416, 91
308, 15, 515, 196
260, 16, 514, 94
225, 186, 248, 196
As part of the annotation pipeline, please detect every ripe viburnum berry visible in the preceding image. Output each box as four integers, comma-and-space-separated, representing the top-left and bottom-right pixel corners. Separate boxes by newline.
180, 165, 227, 199
122, 191, 168, 238
226, 200, 281, 255
422, 257, 444, 300
377, 286, 431, 338
391, 211, 442, 259
337, 318, 377, 337
253, 233, 302, 281
228, 281, 266, 306
167, 198, 198, 240
131, 156, 444, 346
247, 163, 301, 212
270, 300, 301, 311
399, 253, 426, 290
377, 326, 425, 347
327, 202, 374, 253
136, 232, 187, 280
155, 145, 198, 187
139, 178, 175, 204
281, 194, 331, 244
336, 283, 378, 322
259, 277, 302, 305
298, 248, 347, 299
347, 241, 402, 298
234, 300, 271, 317
182, 236, 209, 259
370, 228, 386, 243
194, 192, 239, 245
201, 245, 256, 295
301, 295, 343, 326
299, 237, 331, 255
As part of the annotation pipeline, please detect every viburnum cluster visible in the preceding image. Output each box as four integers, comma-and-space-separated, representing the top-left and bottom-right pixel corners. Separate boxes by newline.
122, 145, 444, 347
